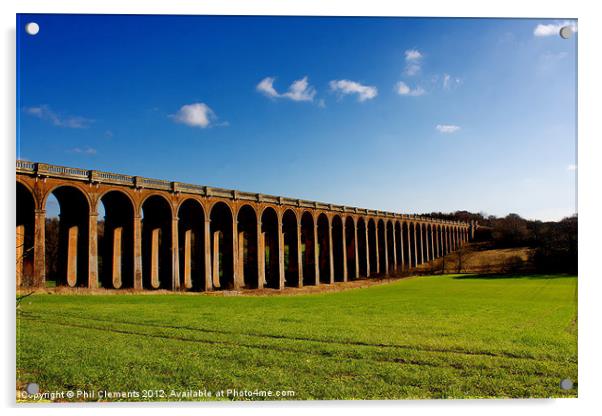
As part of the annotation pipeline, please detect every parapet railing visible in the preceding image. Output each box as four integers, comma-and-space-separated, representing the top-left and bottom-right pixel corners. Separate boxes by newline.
16, 160, 468, 226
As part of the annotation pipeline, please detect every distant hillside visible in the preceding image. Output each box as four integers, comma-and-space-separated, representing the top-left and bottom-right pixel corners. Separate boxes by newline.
415, 243, 536, 274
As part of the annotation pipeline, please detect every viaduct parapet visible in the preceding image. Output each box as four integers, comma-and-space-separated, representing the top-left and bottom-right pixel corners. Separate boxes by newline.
16, 160, 471, 291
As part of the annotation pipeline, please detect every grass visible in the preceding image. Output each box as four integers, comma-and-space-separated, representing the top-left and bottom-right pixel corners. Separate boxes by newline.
16, 273, 577, 401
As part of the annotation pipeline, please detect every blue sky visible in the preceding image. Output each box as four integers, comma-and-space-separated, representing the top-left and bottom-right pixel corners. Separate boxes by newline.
17, 14, 577, 221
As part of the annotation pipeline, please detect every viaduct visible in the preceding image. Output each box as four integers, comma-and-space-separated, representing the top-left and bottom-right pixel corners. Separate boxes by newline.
16, 160, 473, 291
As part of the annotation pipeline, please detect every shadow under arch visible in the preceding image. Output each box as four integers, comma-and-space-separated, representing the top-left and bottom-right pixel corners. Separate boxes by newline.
345, 216, 356, 280
261, 206, 280, 289
141, 194, 172, 290
300, 211, 316, 285
99, 190, 135, 289
210, 201, 234, 290
282, 209, 300, 287
178, 198, 206, 291
45, 185, 90, 287
237, 204, 258, 289
16, 182, 36, 286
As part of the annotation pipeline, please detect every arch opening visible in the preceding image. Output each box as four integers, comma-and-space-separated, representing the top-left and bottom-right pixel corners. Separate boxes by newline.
345, 217, 356, 280
237, 205, 258, 289
45, 186, 90, 287
99, 191, 134, 289
178, 199, 205, 291
282, 210, 299, 287
332, 216, 344, 282
426, 224, 428, 261
317, 214, 330, 284
395, 222, 403, 272
386, 221, 395, 273
377, 220, 386, 275
357, 218, 367, 277
402, 222, 410, 270
16, 183, 35, 287
261, 207, 279, 289
210, 202, 234, 290
409, 222, 417, 268
368, 219, 377, 276
416, 223, 424, 265
301, 212, 315, 286
142, 195, 172, 290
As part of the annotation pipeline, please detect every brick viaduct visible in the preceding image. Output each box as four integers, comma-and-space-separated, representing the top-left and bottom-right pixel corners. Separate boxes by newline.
16, 160, 473, 291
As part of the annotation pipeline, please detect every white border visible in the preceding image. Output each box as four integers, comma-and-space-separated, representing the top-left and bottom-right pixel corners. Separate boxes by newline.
2, 1, 600, 415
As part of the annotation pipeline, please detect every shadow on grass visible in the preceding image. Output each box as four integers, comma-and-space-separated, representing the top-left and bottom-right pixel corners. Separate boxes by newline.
451, 273, 576, 280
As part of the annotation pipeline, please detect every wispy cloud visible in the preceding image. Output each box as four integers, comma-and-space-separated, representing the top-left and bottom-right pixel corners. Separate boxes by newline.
436, 124, 461, 134
329, 79, 378, 102
567, 164, 577, 171
395, 81, 425, 97
256, 76, 316, 102
404, 49, 423, 76
69, 146, 97, 155
442, 73, 462, 90
533, 21, 577, 37
23, 105, 93, 128
170, 103, 219, 128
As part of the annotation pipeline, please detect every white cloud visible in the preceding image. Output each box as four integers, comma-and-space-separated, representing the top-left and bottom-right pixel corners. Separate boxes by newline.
442, 73, 462, 90
395, 81, 426, 97
405, 49, 423, 61
404, 49, 423, 76
24, 105, 92, 128
256, 77, 279, 98
436, 124, 461, 133
534, 21, 577, 37
170, 103, 215, 128
567, 164, 577, 171
443, 74, 451, 89
256, 76, 316, 102
329, 79, 378, 102
69, 146, 97, 155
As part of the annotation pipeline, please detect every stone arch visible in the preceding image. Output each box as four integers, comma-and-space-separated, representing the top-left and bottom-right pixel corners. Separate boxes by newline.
394, 221, 403, 271
142, 194, 173, 290
99, 190, 135, 289
16, 182, 36, 286
45, 185, 91, 287
332, 215, 345, 282
356, 217, 368, 277
433, 224, 440, 258
300, 211, 316, 286
409, 222, 417, 268
345, 216, 356, 280
424, 223, 432, 262
261, 206, 280, 289
416, 222, 424, 265
236, 204, 258, 289
386, 220, 395, 273
259, 204, 280, 222
377, 219, 386, 275
209, 201, 234, 290
367, 218, 378, 275
402, 221, 410, 270
317, 213, 331, 284
282, 209, 300, 287
96, 187, 136, 215
178, 198, 206, 291
443, 225, 451, 254
42, 183, 93, 215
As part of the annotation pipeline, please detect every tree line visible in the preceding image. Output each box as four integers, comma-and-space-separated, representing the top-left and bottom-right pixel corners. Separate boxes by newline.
425, 211, 577, 273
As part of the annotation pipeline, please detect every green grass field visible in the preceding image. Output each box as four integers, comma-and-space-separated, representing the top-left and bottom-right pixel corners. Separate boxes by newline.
16, 274, 577, 401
